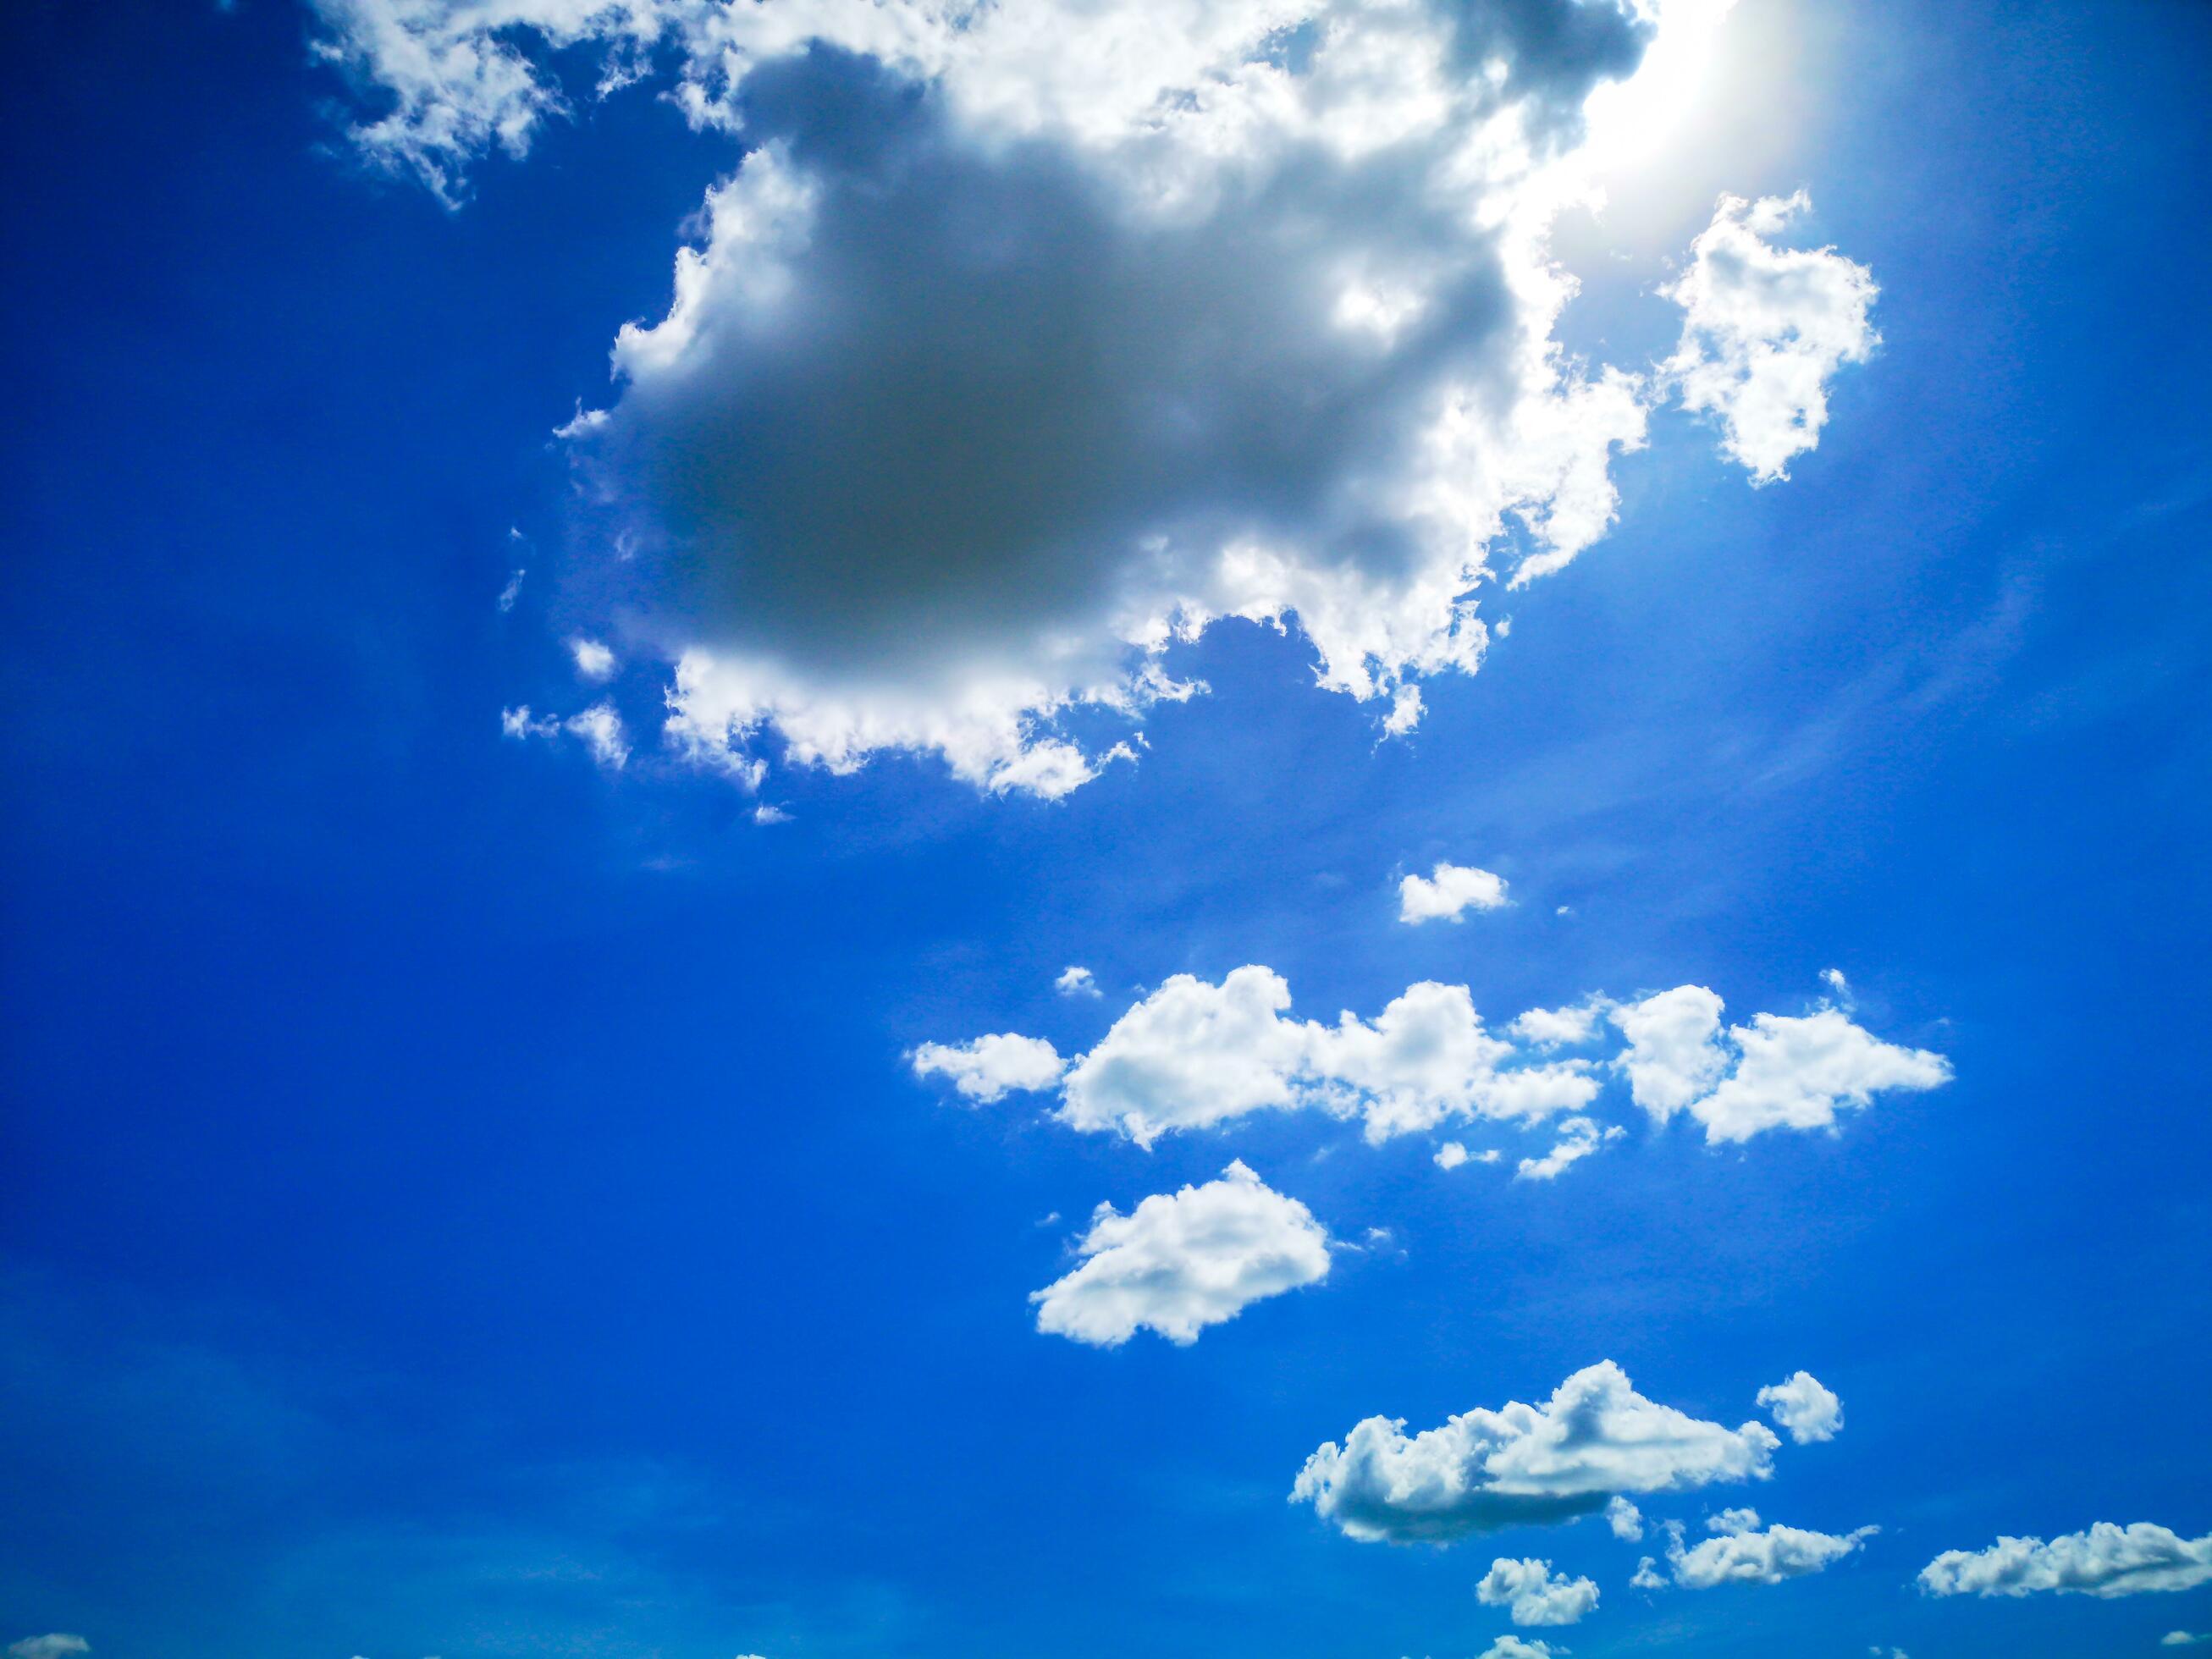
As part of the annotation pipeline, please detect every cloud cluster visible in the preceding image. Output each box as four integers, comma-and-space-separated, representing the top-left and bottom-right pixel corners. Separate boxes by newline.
316, 1, 1878, 797
1478, 1557, 1599, 1626
1290, 1360, 1779, 1542
1030, 1160, 1331, 1346
1917, 1523, 2212, 1601
1756, 1370, 1843, 1444
1663, 190, 1880, 482
918, 968, 1946, 1150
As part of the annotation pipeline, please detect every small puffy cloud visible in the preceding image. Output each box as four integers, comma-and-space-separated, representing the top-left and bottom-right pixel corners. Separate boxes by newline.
1665, 1509, 1878, 1589
1478, 1557, 1599, 1626
1055, 966, 1101, 999
1692, 1009, 1949, 1143
752, 802, 792, 824
8, 1640, 90, 1659
910, 1033, 1067, 1103
497, 567, 525, 612
1757, 1371, 1843, 1444
1917, 1523, 2212, 1600
1434, 1141, 1470, 1171
1399, 863, 1510, 924
1509, 1002, 1602, 1049
1630, 1554, 1668, 1590
571, 637, 617, 681
1663, 191, 1879, 482
1477, 1640, 1562, 1659
565, 703, 631, 768
1515, 1116, 1622, 1182
1291, 1360, 1779, 1543
1030, 1161, 1329, 1347
2163, 1634, 2211, 1647
1609, 985, 1729, 1122
1606, 1496, 1644, 1540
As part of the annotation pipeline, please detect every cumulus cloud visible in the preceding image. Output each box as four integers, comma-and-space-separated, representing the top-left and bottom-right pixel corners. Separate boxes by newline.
2163, 1634, 2211, 1647
1290, 1360, 1779, 1543
1055, 965, 1102, 998
1663, 1509, 1878, 1589
1610, 985, 1949, 1142
1663, 191, 1879, 482
1030, 1160, 1331, 1346
922, 968, 1943, 1150
1038, 967, 1595, 1145
910, 1032, 1067, 1103
8, 1640, 90, 1659
1478, 1557, 1599, 1626
565, 703, 631, 768
1917, 1524, 2212, 1601
1476, 1640, 1561, 1659
1399, 863, 1510, 923
1514, 1115, 1621, 1182
571, 637, 617, 681
1509, 1002, 1602, 1048
1606, 1496, 1644, 1541
311, 0, 1877, 798
1434, 1140, 1470, 1170
1756, 1370, 1842, 1444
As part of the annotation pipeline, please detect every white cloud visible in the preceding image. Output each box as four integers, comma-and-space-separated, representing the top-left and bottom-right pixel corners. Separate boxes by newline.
1478, 1557, 1599, 1626
1399, 863, 1510, 924
565, 703, 631, 768
8, 1640, 90, 1659
571, 637, 617, 681
926, 968, 1942, 1150
1610, 984, 1949, 1142
1609, 985, 1728, 1122
1476, 1640, 1561, 1659
1630, 1554, 1667, 1590
1509, 1002, 1602, 1049
1056, 966, 1101, 999
1514, 1116, 1621, 1182
752, 802, 792, 824
1030, 1161, 1330, 1346
1434, 1141, 1470, 1170
1917, 1524, 2212, 1600
1756, 1370, 1842, 1444
910, 1033, 1067, 1103
497, 566, 525, 612
306, 0, 1876, 798
1665, 1510, 1877, 1589
1044, 968, 1591, 1146
1291, 1360, 1779, 1543
2163, 1634, 2211, 1646
1692, 1009, 1950, 1143
1663, 190, 1879, 482
1606, 1495, 1644, 1541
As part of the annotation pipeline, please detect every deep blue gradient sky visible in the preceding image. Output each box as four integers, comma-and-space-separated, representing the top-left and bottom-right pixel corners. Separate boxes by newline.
3, 3, 2209, 1656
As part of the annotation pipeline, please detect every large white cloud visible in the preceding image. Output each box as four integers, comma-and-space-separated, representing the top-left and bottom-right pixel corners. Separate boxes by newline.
1663, 190, 1880, 482
1917, 1523, 2212, 1601
1476, 1640, 1560, 1659
1658, 1508, 1877, 1589
312, 0, 1878, 797
1478, 1557, 1599, 1625
1290, 1360, 1779, 1542
1755, 1370, 1842, 1444
1030, 1160, 1331, 1346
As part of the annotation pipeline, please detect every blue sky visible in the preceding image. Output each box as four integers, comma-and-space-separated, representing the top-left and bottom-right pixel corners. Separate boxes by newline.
2, 2, 2209, 1656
